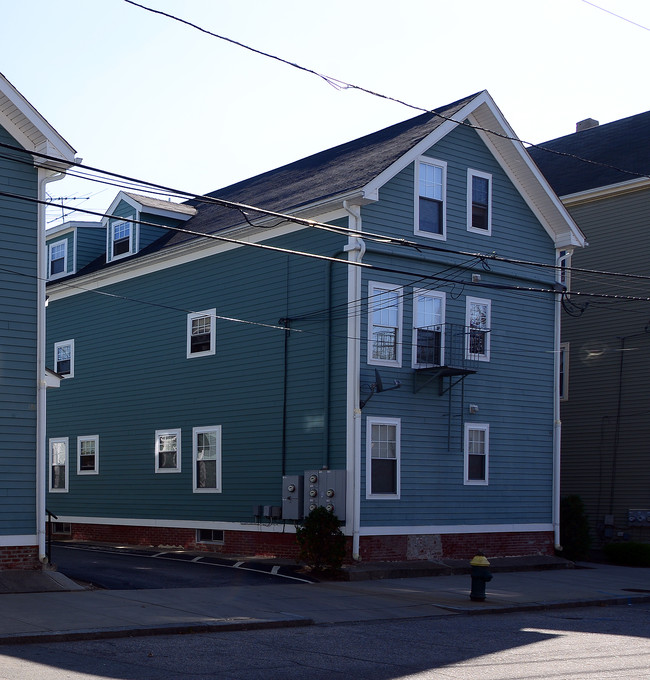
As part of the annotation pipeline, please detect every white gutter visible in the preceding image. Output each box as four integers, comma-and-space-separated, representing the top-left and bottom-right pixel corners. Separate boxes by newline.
343, 200, 365, 561
553, 249, 571, 551
36, 168, 66, 564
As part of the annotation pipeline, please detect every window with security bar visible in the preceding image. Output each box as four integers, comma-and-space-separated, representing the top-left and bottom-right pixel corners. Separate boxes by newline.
368, 282, 402, 366
413, 289, 445, 367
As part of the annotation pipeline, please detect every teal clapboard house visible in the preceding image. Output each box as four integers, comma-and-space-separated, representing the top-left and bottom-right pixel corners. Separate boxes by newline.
45, 91, 585, 561
0, 72, 76, 569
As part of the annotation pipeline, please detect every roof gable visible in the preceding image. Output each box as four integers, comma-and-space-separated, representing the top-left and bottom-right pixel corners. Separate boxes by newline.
171, 91, 583, 249
0, 72, 76, 167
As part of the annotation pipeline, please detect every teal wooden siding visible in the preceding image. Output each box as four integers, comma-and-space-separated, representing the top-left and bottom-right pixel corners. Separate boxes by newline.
76, 226, 106, 269
46, 225, 349, 522
0, 123, 38, 535
359, 124, 557, 527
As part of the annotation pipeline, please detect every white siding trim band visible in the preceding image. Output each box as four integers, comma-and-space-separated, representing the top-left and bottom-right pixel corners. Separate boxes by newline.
359, 524, 553, 536
0, 535, 38, 547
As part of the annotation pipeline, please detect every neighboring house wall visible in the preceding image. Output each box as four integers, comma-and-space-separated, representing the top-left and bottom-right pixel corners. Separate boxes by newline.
0, 122, 40, 567
560, 186, 650, 546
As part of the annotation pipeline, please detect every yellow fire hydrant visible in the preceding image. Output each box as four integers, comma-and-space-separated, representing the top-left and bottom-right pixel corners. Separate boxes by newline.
469, 553, 492, 601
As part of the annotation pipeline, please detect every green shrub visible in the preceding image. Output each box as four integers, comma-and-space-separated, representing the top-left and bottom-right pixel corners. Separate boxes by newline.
296, 506, 346, 572
559, 495, 591, 560
603, 541, 650, 567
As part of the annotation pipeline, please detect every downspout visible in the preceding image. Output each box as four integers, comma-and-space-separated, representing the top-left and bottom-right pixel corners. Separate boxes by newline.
342, 200, 364, 561
37, 168, 65, 564
553, 249, 571, 552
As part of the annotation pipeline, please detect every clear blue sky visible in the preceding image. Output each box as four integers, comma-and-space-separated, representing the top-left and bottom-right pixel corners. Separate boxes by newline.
1, 0, 649, 223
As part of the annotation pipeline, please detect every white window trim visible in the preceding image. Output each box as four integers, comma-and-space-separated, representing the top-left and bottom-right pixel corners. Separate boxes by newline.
155, 429, 182, 473
465, 297, 491, 362
366, 416, 401, 500
367, 282, 403, 368
412, 289, 446, 368
467, 169, 492, 235
48, 239, 68, 280
49, 437, 69, 493
77, 435, 99, 475
54, 339, 75, 378
192, 425, 222, 493
108, 219, 136, 262
415, 158, 447, 240
187, 309, 216, 358
559, 341, 569, 401
464, 422, 489, 486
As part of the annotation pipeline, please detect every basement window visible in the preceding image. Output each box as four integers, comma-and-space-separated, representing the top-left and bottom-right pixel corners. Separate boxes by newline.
196, 529, 224, 543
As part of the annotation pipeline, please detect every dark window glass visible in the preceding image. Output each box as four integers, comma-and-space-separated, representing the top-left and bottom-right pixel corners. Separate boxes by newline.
419, 197, 443, 234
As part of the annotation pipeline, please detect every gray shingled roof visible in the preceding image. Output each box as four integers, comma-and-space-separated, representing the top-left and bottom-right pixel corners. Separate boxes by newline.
124, 193, 197, 216
164, 92, 482, 247
529, 110, 650, 197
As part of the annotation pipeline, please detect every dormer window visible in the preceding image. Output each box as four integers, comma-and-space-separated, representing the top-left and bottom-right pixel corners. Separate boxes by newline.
49, 241, 67, 277
111, 221, 132, 258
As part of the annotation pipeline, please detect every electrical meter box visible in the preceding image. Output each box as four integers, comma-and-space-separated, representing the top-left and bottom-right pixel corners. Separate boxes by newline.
281, 475, 304, 520
303, 469, 346, 518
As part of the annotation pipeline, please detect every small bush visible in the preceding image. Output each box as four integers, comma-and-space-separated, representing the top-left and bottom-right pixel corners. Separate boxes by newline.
603, 541, 650, 567
559, 495, 591, 560
296, 506, 346, 572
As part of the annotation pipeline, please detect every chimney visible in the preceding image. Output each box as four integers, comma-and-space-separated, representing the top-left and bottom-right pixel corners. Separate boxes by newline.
576, 118, 599, 132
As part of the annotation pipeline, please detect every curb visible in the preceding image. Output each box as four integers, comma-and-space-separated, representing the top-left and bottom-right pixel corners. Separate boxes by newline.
0, 616, 314, 646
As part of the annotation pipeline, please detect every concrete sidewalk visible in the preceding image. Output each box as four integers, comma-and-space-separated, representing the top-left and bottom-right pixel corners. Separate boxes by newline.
0, 562, 648, 644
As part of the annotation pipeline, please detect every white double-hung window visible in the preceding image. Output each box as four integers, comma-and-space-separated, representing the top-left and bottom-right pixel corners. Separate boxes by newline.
155, 429, 181, 473
467, 169, 492, 234
464, 423, 489, 485
77, 435, 99, 474
413, 289, 445, 368
193, 426, 221, 492
416, 159, 446, 238
54, 340, 74, 378
466, 297, 491, 361
111, 220, 132, 259
366, 417, 400, 498
48, 241, 67, 278
187, 309, 216, 358
49, 437, 69, 492
368, 282, 402, 366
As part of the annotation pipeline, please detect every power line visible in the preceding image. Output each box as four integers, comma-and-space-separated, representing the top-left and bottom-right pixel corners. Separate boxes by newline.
581, 0, 650, 31
4, 142, 650, 290
124, 0, 650, 185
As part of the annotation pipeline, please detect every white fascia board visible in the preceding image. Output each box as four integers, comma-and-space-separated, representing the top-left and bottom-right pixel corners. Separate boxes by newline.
47, 206, 350, 302
561, 177, 650, 206
359, 523, 553, 536
0, 72, 76, 165
468, 95, 586, 249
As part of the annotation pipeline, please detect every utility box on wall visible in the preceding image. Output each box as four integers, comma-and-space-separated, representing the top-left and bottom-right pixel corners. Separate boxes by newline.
303, 469, 346, 518
281, 475, 304, 520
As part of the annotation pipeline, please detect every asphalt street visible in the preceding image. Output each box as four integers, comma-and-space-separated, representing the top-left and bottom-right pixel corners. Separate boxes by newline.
0, 603, 648, 679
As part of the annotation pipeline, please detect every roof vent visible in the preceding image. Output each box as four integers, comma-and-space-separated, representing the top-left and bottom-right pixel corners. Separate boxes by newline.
576, 118, 599, 132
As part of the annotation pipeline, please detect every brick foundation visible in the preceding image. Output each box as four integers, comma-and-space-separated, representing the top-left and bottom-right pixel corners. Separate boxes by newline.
57, 523, 554, 562
0, 545, 40, 570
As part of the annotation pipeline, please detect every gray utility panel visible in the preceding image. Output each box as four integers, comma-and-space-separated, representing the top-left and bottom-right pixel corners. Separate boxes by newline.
303, 469, 346, 518
281, 470, 347, 521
